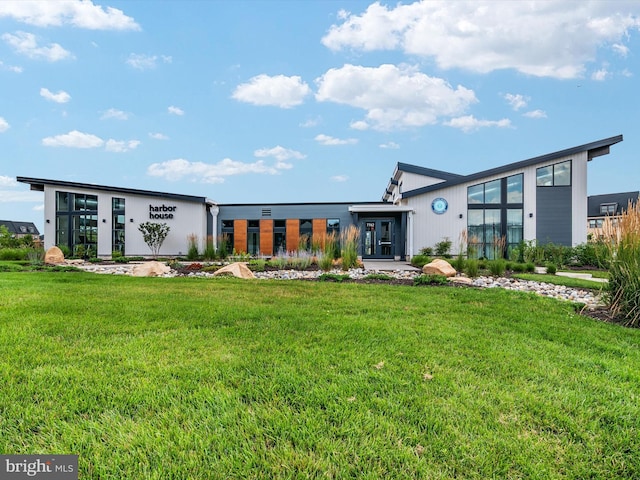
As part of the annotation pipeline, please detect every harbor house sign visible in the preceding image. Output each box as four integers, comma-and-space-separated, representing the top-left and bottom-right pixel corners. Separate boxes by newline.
149, 204, 177, 220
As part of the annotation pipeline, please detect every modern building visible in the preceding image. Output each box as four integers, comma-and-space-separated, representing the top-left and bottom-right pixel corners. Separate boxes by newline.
587, 191, 639, 237
17, 134, 623, 260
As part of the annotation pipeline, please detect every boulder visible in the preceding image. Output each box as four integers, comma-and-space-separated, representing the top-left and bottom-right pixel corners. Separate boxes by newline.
131, 261, 171, 277
449, 276, 473, 285
44, 246, 65, 265
422, 258, 456, 277
213, 262, 256, 279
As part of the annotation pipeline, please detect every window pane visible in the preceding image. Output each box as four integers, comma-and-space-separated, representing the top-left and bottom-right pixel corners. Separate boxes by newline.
56, 192, 69, 212
507, 209, 523, 245
248, 232, 259, 255
112, 197, 125, 210
506, 174, 523, 203
74, 194, 85, 211
467, 184, 484, 204
484, 180, 501, 204
536, 166, 553, 186
222, 220, 233, 229
554, 161, 571, 186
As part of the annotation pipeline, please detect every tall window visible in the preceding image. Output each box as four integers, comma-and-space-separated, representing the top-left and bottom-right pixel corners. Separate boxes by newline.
273, 220, 286, 254
221, 220, 234, 253
299, 219, 312, 251
467, 173, 523, 259
112, 197, 125, 255
247, 220, 260, 255
56, 191, 98, 257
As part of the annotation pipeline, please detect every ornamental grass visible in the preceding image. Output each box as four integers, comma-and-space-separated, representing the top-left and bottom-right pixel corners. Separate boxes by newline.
602, 199, 640, 326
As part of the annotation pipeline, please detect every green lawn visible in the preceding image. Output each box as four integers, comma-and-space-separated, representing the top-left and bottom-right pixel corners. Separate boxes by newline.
1, 272, 639, 479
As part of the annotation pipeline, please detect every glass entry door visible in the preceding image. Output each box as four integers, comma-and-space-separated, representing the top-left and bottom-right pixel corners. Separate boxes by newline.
362, 219, 394, 258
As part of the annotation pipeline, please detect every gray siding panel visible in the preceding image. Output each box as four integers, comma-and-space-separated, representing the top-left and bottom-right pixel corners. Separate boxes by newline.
536, 186, 572, 245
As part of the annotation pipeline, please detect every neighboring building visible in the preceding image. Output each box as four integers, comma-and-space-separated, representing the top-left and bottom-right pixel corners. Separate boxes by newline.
0, 220, 40, 238
587, 191, 639, 238
17, 134, 623, 260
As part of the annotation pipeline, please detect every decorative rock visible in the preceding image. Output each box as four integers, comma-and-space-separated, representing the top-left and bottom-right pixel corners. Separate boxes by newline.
213, 262, 256, 279
422, 258, 456, 277
44, 246, 65, 264
131, 261, 171, 277
449, 276, 473, 285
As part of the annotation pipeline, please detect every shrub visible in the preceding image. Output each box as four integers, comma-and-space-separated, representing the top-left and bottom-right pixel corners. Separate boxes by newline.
364, 273, 393, 281
525, 262, 536, 273
546, 263, 557, 275
601, 200, 640, 326
187, 233, 200, 260
318, 253, 334, 272
216, 234, 229, 260
112, 250, 123, 259
318, 273, 351, 282
488, 259, 506, 277
465, 259, 479, 278
410, 254, 432, 268
435, 238, 452, 258
451, 255, 465, 272
248, 259, 266, 272
340, 225, 359, 271
419, 246, 434, 256
511, 262, 526, 273
0, 248, 28, 261
413, 274, 448, 286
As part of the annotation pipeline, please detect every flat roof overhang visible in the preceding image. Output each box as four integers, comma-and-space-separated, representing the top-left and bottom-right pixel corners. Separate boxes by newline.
349, 204, 415, 213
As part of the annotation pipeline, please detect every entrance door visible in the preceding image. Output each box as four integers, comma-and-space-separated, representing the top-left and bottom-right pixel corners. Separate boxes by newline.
362, 219, 394, 258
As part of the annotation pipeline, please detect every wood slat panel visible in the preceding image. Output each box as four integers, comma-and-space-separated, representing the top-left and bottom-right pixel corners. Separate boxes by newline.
312, 218, 326, 250
234, 219, 247, 253
286, 219, 299, 252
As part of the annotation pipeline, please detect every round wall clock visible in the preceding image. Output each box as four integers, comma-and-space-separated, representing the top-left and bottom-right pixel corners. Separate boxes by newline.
431, 197, 448, 214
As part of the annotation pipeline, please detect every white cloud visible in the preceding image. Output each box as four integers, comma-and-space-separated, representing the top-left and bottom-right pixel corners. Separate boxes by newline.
591, 68, 610, 81
149, 132, 169, 140
126, 53, 171, 70
299, 117, 320, 128
443, 115, 512, 133
0, 175, 17, 187
315, 134, 358, 146
0, 117, 9, 132
147, 158, 281, 184
380, 141, 400, 149
612, 43, 629, 57
0, 1, 140, 30
0, 60, 22, 73
168, 105, 184, 116
331, 175, 349, 182
40, 87, 71, 103
2, 31, 72, 61
105, 139, 140, 153
322, 1, 640, 79
316, 64, 476, 131
523, 109, 547, 119
504, 93, 528, 111
0, 189, 42, 203
232, 74, 311, 108
42, 130, 103, 148
101, 108, 128, 120
254, 145, 306, 162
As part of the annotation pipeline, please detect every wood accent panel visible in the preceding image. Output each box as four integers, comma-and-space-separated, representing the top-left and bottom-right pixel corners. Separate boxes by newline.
312, 218, 326, 249
234, 219, 247, 253
260, 219, 273, 255
286, 219, 299, 252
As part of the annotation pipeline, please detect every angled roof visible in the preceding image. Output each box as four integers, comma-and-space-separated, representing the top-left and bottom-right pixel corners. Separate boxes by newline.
587, 191, 639, 217
402, 135, 623, 199
16, 177, 215, 205
394, 163, 464, 182
0, 220, 39, 235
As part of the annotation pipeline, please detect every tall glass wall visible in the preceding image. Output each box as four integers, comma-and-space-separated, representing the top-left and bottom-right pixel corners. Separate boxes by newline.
112, 197, 125, 255
467, 173, 523, 259
56, 191, 98, 257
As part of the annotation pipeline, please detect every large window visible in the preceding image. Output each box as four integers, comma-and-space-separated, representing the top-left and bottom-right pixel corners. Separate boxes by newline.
56, 191, 98, 256
299, 219, 312, 251
112, 197, 125, 255
221, 220, 234, 253
273, 220, 286, 254
536, 160, 571, 186
467, 174, 523, 259
247, 220, 260, 255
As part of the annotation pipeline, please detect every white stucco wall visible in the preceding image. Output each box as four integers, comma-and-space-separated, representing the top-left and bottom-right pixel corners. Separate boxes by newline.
42, 185, 212, 257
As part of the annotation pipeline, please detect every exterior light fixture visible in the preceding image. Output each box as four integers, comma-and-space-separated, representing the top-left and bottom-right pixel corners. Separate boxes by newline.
130, 218, 134, 223
459, 214, 463, 219
102, 219, 106, 223
46, 219, 50, 223
529, 213, 534, 218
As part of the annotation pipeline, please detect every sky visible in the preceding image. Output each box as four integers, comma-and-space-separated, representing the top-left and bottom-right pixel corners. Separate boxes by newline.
1, 0, 639, 233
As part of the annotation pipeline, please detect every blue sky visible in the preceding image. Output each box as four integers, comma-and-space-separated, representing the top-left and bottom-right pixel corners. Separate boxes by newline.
1, 0, 639, 232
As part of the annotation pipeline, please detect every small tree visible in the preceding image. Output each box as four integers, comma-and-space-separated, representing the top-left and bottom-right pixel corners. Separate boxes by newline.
138, 222, 170, 258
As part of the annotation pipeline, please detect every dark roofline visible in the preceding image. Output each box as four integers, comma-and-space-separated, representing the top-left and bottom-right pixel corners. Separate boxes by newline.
402, 135, 623, 199
395, 163, 464, 181
219, 201, 388, 207
0, 220, 40, 235
16, 176, 213, 204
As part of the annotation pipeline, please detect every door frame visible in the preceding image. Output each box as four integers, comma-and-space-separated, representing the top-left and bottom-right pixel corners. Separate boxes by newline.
360, 218, 395, 259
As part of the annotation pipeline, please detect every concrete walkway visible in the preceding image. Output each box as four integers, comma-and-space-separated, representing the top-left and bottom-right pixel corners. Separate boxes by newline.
556, 271, 608, 283
362, 259, 420, 272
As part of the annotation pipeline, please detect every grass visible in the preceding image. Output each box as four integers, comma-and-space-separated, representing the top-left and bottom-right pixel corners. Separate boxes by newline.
1, 272, 640, 478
